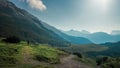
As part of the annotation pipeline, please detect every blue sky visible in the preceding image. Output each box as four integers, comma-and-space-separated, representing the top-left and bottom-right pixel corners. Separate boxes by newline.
9, 0, 120, 33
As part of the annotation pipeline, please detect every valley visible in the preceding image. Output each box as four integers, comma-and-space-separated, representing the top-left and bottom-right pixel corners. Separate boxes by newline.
0, 0, 120, 68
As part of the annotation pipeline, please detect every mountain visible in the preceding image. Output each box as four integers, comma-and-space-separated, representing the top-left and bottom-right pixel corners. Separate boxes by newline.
88, 32, 112, 44
41, 22, 93, 44
111, 30, 120, 35
0, 0, 92, 46
83, 32, 120, 44
0, 0, 69, 46
64, 30, 120, 44
62, 29, 90, 37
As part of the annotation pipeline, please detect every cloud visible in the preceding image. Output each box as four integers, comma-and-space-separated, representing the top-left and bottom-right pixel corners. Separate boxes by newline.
21, 0, 46, 11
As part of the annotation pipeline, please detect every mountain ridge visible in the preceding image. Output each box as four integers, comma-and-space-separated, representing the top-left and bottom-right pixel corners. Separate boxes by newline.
0, 0, 69, 46
41, 22, 93, 44
63, 30, 120, 44
0, 0, 92, 46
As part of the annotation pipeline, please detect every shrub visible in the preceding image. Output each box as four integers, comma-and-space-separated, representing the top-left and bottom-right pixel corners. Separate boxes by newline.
0, 56, 17, 64
2, 36, 21, 43
96, 57, 108, 65
73, 52, 83, 58
35, 55, 49, 62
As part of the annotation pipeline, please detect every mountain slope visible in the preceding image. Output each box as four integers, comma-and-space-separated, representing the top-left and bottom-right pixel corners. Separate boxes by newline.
0, 0, 68, 46
86, 41, 120, 58
41, 22, 93, 44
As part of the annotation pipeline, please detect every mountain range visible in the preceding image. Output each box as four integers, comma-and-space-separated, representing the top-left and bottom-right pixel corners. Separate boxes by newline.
111, 30, 120, 35
0, 0, 92, 46
63, 30, 120, 44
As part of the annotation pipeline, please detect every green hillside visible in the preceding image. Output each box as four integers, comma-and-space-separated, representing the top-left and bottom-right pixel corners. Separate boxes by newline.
0, 40, 67, 68
98, 57, 120, 68
59, 44, 108, 55
86, 42, 120, 58
58, 42, 120, 68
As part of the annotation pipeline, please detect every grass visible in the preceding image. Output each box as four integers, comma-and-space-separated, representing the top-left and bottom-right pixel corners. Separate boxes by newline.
0, 43, 22, 64
33, 45, 64, 64
33, 65, 54, 68
1, 39, 110, 68
74, 56, 97, 67
0, 40, 66, 68
59, 44, 108, 56
58, 44, 109, 67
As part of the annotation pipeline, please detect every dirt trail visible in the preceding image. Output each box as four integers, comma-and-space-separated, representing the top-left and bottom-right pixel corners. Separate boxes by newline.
55, 55, 92, 68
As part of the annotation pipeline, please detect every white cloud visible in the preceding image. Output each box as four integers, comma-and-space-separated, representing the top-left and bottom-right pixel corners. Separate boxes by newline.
21, 0, 46, 11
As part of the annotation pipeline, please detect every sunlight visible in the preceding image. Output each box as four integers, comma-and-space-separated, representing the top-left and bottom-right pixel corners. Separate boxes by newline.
90, 0, 111, 12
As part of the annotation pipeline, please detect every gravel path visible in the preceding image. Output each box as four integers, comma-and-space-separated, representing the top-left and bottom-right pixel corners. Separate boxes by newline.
54, 55, 92, 68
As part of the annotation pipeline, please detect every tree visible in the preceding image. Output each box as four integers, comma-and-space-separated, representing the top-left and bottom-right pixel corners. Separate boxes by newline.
96, 56, 108, 65
2, 36, 21, 43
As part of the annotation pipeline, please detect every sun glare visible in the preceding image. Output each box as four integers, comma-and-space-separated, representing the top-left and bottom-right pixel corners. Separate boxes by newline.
90, 0, 111, 12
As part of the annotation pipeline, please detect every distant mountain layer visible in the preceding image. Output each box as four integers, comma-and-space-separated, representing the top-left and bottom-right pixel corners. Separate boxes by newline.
0, 0, 92, 46
111, 30, 120, 35
41, 22, 93, 44
0, 0, 69, 46
63, 29, 90, 37
63, 30, 120, 44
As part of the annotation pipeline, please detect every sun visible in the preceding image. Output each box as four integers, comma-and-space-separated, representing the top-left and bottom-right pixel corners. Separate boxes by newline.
90, 0, 111, 12
93, 0, 110, 6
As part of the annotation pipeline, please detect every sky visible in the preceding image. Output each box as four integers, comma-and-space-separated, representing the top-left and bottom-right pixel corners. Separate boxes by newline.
9, 0, 120, 33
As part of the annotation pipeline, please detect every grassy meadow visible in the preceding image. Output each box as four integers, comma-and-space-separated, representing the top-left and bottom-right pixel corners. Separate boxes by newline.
0, 40, 67, 68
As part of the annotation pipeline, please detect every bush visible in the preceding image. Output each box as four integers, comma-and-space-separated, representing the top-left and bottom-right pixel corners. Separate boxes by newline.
96, 57, 108, 65
35, 55, 49, 62
73, 52, 83, 58
0, 56, 17, 64
101, 58, 120, 68
2, 36, 21, 43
